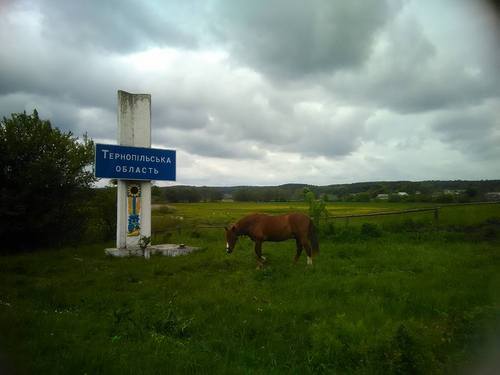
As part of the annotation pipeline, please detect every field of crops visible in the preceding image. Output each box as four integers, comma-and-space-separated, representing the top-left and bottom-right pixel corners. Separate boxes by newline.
1, 202, 499, 374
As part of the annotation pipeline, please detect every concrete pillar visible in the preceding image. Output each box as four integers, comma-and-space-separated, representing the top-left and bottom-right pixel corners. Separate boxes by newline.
116, 180, 128, 249
116, 90, 151, 250
140, 181, 152, 240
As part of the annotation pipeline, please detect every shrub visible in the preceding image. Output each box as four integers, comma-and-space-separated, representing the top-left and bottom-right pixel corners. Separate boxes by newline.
322, 222, 336, 238
360, 223, 382, 238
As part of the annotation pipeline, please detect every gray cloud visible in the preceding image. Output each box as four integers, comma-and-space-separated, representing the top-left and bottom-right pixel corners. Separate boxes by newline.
0, 92, 116, 139
211, 0, 397, 80
339, 2, 500, 113
155, 127, 265, 160
154, 103, 209, 131
431, 100, 500, 160
0, 19, 124, 109
35, 0, 198, 53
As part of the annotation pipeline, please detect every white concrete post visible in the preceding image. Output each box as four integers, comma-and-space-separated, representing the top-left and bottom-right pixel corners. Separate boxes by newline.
116, 180, 128, 249
116, 90, 152, 251
140, 181, 152, 257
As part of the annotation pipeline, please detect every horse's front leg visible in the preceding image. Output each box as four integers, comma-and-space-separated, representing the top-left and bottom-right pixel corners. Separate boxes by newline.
254, 241, 266, 267
303, 239, 313, 265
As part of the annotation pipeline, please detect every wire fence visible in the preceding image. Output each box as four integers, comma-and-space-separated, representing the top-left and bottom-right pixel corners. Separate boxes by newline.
326, 201, 499, 226
328, 207, 440, 226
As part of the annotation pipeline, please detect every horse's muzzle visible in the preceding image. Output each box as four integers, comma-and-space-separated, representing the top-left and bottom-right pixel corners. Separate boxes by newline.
226, 248, 232, 254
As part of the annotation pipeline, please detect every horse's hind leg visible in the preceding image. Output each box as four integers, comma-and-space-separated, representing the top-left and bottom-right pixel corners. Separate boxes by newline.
294, 238, 303, 263
254, 241, 266, 267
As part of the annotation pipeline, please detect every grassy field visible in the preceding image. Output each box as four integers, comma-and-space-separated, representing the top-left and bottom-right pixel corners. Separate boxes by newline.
1, 202, 499, 374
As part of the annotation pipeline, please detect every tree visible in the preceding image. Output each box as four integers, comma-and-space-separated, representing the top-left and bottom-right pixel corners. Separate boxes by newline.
164, 186, 202, 203
303, 188, 327, 226
0, 110, 96, 250
233, 188, 256, 202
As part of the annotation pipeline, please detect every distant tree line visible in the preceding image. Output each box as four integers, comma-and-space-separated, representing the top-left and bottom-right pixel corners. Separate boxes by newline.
232, 187, 294, 202
156, 181, 500, 204
153, 186, 223, 203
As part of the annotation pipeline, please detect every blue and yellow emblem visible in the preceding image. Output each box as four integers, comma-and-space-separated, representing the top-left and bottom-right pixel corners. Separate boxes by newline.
127, 184, 141, 236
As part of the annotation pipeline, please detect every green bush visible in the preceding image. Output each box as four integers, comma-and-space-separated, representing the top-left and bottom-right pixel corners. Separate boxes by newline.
360, 223, 382, 238
322, 222, 336, 238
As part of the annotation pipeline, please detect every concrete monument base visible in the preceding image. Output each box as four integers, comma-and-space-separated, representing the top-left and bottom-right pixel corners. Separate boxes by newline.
105, 244, 200, 258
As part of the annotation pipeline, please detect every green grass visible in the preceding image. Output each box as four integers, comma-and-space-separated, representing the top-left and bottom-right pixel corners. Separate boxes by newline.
1, 202, 499, 374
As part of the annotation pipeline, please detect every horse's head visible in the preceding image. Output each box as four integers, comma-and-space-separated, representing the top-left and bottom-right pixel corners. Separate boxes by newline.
224, 225, 238, 254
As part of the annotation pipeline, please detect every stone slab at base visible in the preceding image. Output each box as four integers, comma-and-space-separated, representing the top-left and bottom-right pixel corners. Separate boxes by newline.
105, 244, 200, 258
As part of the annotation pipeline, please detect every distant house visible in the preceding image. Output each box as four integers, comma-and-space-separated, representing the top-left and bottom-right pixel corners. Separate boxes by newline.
485, 192, 500, 201
376, 194, 389, 200
443, 189, 465, 195
222, 193, 233, 202
397, 192, 409, 196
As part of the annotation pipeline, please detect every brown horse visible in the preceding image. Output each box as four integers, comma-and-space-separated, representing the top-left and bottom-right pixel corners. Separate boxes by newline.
224, 213, 319, 266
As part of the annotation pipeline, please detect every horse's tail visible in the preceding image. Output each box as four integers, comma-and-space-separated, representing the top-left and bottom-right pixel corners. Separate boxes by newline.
309, 220, 319, 255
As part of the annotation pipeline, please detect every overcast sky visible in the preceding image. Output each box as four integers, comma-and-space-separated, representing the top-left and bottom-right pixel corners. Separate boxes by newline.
1, 0, 499, 186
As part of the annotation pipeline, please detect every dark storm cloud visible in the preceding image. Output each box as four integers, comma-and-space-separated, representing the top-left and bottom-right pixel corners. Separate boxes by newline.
0, 92, 115, 139
0, 49, 121, 110
211, 0, 397, 80
0, 31, 128, 136
0, 4, 125, 108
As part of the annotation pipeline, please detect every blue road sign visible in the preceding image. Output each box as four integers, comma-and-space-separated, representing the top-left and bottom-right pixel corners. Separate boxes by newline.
95, 144, 176, 181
